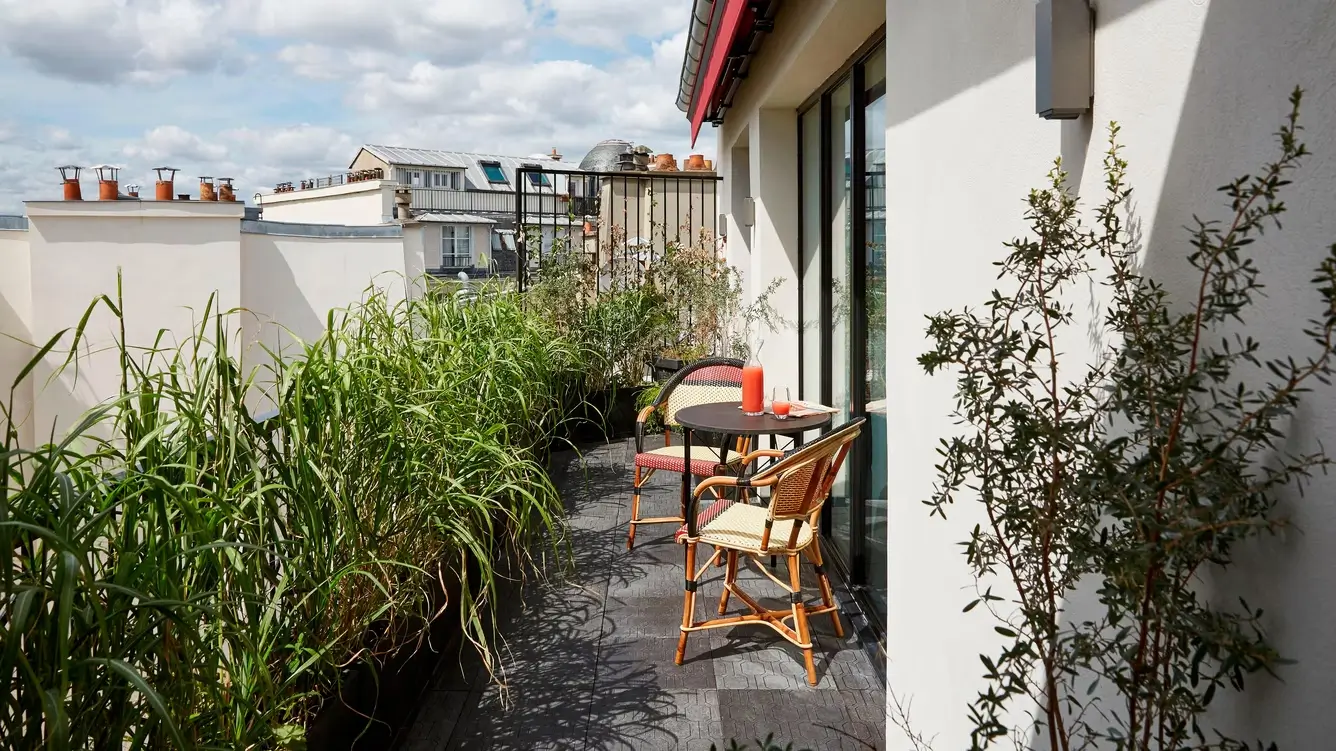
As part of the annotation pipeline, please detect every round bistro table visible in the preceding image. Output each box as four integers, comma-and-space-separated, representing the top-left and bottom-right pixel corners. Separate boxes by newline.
674, 401, 834, 541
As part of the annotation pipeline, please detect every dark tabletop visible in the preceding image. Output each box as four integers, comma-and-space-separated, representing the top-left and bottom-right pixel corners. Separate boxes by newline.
675, 401, 834, 436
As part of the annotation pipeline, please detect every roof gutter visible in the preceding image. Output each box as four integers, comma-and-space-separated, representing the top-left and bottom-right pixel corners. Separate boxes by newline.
676, 0, 716, 113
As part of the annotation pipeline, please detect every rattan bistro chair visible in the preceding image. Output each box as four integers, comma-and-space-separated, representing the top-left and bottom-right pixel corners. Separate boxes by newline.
672, 418, 865, 686
628, 357, 750, 550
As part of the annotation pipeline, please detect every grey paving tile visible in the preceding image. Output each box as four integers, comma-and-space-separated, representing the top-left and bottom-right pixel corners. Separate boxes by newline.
597, 636, 717, 691
585, 688, 723, 751
601, 595, 691, 641
717, 689, 884, 751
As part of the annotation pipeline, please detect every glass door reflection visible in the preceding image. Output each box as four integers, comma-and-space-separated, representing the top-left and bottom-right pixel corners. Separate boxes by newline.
861, 47, 888, 623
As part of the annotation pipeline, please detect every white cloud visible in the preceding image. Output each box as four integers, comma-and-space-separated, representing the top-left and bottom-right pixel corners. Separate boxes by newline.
122, 125, 228, 163
538, 0, 693, 49
0, 0, 235, 84
0, 1, 715, 214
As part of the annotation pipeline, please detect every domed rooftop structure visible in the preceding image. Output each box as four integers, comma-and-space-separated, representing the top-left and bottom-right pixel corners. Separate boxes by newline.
580, 139, 634, 171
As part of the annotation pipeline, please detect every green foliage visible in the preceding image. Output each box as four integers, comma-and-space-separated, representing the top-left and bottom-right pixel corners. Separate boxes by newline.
526, 228, 789, 381
0, 278, 581, 748
919, 88, 1334, 750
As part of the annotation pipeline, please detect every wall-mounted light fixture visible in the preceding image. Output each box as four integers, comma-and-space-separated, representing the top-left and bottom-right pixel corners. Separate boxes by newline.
742, 196, 756, 228
1036, 0, 1093, 119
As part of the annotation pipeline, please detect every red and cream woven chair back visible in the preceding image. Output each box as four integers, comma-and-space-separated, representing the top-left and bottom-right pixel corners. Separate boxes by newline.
659, 359, 745, 428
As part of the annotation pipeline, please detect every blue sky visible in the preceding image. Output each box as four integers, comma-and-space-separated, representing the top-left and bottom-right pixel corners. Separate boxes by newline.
0, 0, 717, 212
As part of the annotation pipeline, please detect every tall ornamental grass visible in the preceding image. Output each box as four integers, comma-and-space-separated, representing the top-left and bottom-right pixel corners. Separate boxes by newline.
1, 279, 583, 749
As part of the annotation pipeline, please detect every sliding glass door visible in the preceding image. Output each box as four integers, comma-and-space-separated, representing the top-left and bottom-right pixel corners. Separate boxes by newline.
797, 34, 888, 630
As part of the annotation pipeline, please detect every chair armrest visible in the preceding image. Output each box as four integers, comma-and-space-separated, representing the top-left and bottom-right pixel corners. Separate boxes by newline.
634, 405, 656, 454
737, 448, 785, 467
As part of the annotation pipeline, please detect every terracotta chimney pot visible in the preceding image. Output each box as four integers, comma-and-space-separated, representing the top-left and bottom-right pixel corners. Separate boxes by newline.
57, 166, 83, 200
684, 154, 707, 171
199, 177, 217, 201
94, 165, 121, 200
218, 177, 236, 202
153, 166, 179, 200
653, 153, 678, 171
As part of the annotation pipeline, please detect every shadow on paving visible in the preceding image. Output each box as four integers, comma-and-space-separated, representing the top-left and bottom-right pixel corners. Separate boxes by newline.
402, 438, 886, 751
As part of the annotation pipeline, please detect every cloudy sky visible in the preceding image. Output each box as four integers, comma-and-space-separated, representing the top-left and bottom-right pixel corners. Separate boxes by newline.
0, 0, 717, 212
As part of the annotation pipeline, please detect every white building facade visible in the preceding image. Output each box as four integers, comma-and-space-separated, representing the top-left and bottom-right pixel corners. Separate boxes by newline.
680, 0, 1336, 747
0, 195, 420, 449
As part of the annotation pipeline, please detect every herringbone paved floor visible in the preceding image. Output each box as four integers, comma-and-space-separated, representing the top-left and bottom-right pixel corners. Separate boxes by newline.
403, 438, 886, 750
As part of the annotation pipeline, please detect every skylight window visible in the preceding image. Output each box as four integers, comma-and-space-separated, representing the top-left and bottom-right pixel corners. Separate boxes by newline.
481, 161, 508, 184
525, 167, 551, 187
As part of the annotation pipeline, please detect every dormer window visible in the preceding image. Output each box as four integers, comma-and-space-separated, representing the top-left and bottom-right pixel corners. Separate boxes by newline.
481, 161, 508, 184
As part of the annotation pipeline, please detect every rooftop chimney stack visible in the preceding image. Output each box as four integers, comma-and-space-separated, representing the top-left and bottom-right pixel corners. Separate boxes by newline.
199, 176, 217, 201
126, 185, 140, 198
57, 165, 83, 200
94, 165, 121, 200
217, 177, 236, 202
393, 188, 412, 222
153, 166, 179, 200
550, 147, 562, 161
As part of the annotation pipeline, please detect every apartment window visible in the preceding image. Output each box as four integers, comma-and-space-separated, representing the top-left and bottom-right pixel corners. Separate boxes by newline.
430, 171, 463, 189
481, 161, 508, 184
441, 225, 473, 267
410, 170, 423, 187
451, 171, 462, 190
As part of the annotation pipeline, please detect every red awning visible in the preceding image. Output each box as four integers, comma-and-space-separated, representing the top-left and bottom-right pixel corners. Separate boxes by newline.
689, 0, 749, 146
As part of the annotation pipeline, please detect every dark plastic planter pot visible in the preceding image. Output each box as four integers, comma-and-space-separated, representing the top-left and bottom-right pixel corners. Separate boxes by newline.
307, 555, 479, 750
652, 356, 687, 381
556, 384, 648, 445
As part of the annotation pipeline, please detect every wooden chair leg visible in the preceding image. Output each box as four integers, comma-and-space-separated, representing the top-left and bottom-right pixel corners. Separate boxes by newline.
627, 466, 642, 550
808, 538, 844, 638
787, 553, 817, 686
675, 541, 698, 665
718, 550, 738, 614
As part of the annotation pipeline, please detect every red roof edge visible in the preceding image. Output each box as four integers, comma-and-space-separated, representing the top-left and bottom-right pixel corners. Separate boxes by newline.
689, 0, 749, 146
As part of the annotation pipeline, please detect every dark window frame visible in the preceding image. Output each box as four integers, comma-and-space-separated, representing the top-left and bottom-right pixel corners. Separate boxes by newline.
796, 28, 887, 639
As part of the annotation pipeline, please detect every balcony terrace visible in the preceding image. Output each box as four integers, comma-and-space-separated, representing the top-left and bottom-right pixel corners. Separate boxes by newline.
403, 437, 886, 751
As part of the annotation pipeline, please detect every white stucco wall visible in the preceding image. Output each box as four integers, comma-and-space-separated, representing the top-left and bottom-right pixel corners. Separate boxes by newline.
0, 201, 411, 446
258, 181, 393, 225
240, 228, 408, 410
879, 0, 1336, 747
0, 227, 34, 448
24, 201, 246, 442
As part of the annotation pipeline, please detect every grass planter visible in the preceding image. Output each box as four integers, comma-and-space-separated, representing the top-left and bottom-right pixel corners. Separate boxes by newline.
307, 553, 480, 750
